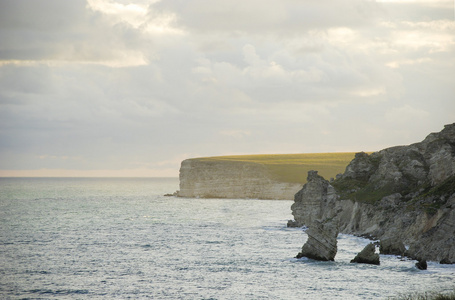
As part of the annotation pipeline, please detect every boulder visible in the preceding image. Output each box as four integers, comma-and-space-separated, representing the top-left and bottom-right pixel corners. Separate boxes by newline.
350, 243, 380, 265
296, 218, 339, 261
287, 220, 300, 228
415, 259, 427, 270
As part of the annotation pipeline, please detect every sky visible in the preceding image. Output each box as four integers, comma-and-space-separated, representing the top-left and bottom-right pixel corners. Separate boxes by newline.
0, 0, 454, 177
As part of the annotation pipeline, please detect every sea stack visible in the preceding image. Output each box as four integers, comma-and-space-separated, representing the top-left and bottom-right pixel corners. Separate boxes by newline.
291, 170, 339, 227
296, 218, 339, 261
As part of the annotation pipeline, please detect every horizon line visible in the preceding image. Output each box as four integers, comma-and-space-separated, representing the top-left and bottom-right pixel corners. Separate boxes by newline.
0, 169, 179, 178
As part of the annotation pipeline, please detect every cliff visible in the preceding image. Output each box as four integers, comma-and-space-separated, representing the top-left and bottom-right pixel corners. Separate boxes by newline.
178, 153, 357, 200
290, 123, 455, 262
178, 159, 301, 199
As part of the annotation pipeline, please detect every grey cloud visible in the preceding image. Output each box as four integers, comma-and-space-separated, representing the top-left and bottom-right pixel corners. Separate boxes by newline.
380, 2, 454, 22
153, 0, 382, 34
0, 0, 87, 31
0, 0, 89, 60
0, 0, 147, 64
0, 0, 454, 175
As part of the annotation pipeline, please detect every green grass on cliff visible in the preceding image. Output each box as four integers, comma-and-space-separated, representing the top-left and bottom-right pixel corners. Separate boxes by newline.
197, 153, 358, 184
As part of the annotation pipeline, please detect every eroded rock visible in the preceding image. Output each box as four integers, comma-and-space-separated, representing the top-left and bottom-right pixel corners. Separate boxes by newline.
415, 259, 427, 270
290, 123, 455, 262
291, 171, 338, 227
296, 218, 339, 261
350, 243, 380, 265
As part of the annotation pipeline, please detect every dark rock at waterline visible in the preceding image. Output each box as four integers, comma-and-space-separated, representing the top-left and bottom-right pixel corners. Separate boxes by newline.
287, 220, 300, 228
350, 243, 380, 265
440, 258, 454, 264
164, 191, 179, 197
415, 259, 427, 270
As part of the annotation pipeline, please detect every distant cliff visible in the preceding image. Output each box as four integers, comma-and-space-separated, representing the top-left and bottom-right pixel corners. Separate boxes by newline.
290, 123, 455, 263
178, 159, 301, 199
178, 153, 356, 200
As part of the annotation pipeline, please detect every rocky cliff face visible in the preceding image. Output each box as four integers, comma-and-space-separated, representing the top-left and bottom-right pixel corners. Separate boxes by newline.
290, 123, 455, 263
178, 159, 301, 200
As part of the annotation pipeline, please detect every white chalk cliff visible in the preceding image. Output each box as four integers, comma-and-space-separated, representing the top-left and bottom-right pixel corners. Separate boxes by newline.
178, 159, 301, 200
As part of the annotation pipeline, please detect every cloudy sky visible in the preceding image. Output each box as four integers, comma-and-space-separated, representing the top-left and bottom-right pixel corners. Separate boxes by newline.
0, 0, 454, 177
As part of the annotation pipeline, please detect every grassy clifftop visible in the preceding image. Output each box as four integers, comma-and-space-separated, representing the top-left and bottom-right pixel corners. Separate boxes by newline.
194, 152, 359, 184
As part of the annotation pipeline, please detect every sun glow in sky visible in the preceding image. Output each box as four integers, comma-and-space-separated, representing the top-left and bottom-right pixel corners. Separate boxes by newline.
0, 0, 454, 177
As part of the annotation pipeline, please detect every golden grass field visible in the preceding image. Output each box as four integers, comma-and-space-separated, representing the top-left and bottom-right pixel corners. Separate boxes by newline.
197, 152, 360, 184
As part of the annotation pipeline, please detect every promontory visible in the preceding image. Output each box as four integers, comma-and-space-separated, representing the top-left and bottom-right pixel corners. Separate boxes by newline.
177, 123, 455, 262
290, 123, 455, 263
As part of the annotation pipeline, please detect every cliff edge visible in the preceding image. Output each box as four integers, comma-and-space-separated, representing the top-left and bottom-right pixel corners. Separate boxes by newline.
290, 123, 455, 262
178, 153, 357, 200
178, 159, 301, 199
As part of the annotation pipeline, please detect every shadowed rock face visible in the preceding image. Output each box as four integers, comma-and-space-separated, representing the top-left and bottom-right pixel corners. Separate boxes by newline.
290, 123, 455, 263
296, 218, 339, 261
379, 238, 406, 256
351, 243, 380, 265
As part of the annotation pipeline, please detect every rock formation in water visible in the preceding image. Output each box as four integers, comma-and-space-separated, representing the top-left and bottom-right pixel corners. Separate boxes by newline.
178, 159, 301, 200
415, 259, 428, 270
290, 123, 455, 263
350, 243, 380, 265
295, 218, 339, 261
291, 170, 339, 226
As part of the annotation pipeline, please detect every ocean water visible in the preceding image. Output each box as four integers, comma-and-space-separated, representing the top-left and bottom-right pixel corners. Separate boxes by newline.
0, 178, 454, 299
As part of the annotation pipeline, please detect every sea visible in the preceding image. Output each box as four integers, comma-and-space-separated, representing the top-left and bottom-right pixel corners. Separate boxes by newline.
1, 177, 454, 300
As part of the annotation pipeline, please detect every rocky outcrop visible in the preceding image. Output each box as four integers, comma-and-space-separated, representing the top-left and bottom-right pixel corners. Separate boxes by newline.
351, 243, 380, 265
178, 159, 301, 200
291, 171, 339, 226
290, 123, 455, 262
295, 218, 339, 261
379, 238, 406, 256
